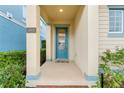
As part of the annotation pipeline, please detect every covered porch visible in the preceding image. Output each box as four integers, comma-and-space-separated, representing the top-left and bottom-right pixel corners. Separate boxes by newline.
26, 61, 95, 87
26, 5, 99, 87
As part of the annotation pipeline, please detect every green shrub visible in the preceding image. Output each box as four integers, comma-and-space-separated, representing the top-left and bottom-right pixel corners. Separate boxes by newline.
40, 40, 46, 66
41, 40, 46, 48
0, 51, 26, 88
101, 49, 124, 66
0, 49, 46, 88
92, 49, 124, 88
40, 48, 46, 66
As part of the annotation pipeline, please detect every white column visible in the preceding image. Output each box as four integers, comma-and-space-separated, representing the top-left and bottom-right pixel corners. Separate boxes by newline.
86, 5, 99, 81
26, 5, 40, 80
46, 25, 52, 61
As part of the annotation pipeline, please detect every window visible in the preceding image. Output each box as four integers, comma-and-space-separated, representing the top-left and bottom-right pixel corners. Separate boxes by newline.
40, 17, 47, 49
109, 9, 123, 33
40, 17, 47, 41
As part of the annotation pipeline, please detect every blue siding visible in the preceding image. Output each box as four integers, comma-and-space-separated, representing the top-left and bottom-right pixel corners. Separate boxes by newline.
0, 5, 24, 24
0, 16, 26, 51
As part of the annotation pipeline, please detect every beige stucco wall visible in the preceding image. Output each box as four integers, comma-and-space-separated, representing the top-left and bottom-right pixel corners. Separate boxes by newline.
74, 6, 88, 75
74, 6, 98, 76
99, 5, 124, 55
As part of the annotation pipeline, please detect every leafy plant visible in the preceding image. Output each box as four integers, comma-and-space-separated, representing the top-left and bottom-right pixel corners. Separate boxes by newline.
0, 51, 26, 88
101, 49, 124, 66
92, 49, 124, 88
41, 40, 46, 48
0, 49, 46, 88
40, 48, 46, 66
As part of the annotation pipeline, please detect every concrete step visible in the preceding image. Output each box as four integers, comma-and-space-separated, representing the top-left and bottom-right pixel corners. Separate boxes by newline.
36, 85, 88, 88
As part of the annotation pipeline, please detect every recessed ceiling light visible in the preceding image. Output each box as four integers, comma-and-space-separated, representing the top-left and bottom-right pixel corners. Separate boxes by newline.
59, 9, 63, 12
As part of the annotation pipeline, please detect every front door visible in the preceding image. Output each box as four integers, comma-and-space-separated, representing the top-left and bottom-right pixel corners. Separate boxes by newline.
56, 27, 68, 60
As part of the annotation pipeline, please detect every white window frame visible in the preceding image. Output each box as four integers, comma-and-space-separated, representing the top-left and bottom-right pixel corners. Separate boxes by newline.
40, 17, 47, 25
22, 5, 26, 19
109, 9, 124, 34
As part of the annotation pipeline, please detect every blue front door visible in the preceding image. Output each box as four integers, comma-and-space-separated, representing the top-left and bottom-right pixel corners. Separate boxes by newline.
56, 27, 68, 59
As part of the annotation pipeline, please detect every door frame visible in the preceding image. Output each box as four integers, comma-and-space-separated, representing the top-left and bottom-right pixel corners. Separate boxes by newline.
55, 26, 69, 60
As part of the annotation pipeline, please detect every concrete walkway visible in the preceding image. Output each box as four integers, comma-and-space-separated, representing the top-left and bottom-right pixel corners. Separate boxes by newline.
27, 61, 95, 87
38, 61, 85, 85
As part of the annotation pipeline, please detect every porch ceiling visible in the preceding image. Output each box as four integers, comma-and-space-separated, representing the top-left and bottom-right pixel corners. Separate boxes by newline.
40, 5, 81, 21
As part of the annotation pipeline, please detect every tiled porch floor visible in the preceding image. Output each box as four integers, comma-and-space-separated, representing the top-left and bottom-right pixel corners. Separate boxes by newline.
26, 61, 95, 87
